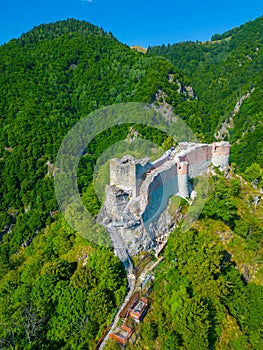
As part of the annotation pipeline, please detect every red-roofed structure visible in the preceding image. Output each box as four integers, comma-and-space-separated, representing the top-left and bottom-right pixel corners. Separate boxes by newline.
129, 297, 149, 323
109, 325, 133, 345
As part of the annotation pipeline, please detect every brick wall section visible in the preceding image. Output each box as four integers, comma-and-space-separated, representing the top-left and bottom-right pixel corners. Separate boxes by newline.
108, 141, 230, 222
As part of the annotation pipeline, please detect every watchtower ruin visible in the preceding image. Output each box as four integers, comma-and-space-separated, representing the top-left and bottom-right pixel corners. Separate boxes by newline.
100, 141, 230, 265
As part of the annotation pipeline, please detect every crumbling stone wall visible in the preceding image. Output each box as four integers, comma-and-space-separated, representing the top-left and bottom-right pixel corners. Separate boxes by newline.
102, 141, 230, 257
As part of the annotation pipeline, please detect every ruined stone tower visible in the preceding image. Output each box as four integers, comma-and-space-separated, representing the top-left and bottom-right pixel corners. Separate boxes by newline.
110, 155, 153, 199
211, 141, 230, 170
177, 161, 189, 198
110, 156, 137, 198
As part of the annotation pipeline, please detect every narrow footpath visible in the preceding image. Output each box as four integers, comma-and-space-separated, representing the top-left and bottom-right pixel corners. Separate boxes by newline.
98, 273, 136, 349
98, 256, 164, 349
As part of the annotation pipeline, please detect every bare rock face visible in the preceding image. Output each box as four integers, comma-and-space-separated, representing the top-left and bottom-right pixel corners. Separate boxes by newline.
185, 85, 196, 99
215, 88, 255, 140
99, 197, 174, 257
46, 160, 59, 177
174, 81, 197, 99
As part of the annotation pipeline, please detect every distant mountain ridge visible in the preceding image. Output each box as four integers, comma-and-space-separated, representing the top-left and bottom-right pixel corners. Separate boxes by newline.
148, 15, 263, 172
19, 18, 111, 43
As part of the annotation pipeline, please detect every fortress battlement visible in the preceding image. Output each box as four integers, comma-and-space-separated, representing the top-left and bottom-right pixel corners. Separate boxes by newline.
109, 141, 229, 200
101, 141, 230, 260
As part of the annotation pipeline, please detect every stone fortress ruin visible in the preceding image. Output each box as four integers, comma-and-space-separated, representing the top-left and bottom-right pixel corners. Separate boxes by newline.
99, 141, 230, 272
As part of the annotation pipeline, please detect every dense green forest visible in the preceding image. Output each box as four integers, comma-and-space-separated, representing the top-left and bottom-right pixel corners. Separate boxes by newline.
0, 17, 262, 349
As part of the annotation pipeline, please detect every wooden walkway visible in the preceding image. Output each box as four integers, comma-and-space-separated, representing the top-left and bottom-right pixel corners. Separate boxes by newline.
119, 291, 140, 318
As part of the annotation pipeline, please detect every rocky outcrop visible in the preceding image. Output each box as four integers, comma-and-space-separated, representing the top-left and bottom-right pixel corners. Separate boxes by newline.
46, 160, 59, 177
176, 80, 197, 99
215, 88, 255, 140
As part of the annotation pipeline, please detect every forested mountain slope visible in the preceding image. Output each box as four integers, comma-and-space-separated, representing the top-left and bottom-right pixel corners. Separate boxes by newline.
0, 19, 188, 254
148, 16, 263, 173
0, 18, 262, 349
0, 19, 191, 349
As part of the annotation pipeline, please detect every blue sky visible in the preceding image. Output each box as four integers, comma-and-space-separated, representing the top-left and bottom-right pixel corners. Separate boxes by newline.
0, 0, 262, 47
